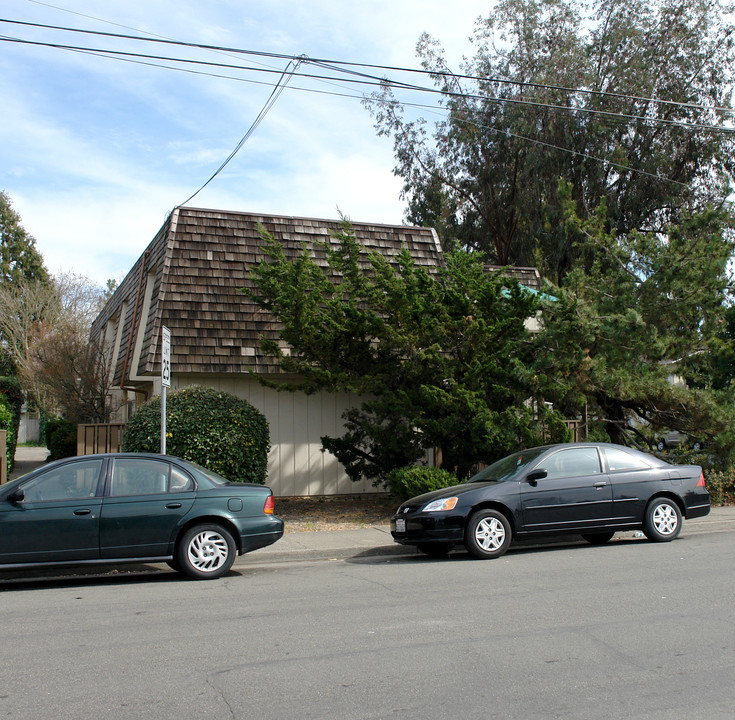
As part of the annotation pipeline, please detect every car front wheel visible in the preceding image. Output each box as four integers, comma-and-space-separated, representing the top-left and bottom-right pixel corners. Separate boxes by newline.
643, 498, 682, 542
464, 509, 511, 559
177, 524, 236, 579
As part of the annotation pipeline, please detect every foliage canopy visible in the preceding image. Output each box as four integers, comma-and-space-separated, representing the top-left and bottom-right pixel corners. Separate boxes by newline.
246, 224, 569, 483
534, 190, 735, 455
367, 0, 734, 283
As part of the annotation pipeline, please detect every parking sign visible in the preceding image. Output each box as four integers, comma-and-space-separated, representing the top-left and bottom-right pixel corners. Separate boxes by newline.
161, 326, 171, 388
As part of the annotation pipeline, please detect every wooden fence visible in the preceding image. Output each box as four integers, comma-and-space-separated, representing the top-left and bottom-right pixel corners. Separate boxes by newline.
563, 419, 588, 442
77, 423, 126, 456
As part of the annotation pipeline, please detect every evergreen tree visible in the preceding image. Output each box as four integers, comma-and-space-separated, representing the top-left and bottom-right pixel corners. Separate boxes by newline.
368, 0, 734, 283
246, 224, 565, 483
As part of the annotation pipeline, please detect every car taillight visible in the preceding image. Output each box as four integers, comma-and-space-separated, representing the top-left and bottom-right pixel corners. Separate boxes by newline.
263, 495, 274, 514
697, 472, 706, 488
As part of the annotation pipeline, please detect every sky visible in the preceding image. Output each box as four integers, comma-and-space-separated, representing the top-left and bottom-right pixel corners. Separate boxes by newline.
1, 0, 493, 287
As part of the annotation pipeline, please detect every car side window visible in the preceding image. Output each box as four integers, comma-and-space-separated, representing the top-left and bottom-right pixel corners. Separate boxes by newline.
110, 458, 170, 496
604, 447, 650, 472
109, 459, 195, 496
21, 460, 104, 502
171, 466, 194, 492
544, 448, 602, 479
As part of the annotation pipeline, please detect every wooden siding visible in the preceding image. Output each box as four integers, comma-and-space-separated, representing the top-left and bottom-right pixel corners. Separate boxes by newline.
177, 375, 379, 497
90, 207, 445, 386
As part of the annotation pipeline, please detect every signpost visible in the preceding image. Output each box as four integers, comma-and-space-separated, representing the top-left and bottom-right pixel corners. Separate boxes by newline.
161, 326, 171, 455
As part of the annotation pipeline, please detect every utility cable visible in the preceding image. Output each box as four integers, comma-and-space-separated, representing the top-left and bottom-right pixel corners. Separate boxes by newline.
179, 56, 304, 206
1, 34, 732, 135
2, 17, 734, 117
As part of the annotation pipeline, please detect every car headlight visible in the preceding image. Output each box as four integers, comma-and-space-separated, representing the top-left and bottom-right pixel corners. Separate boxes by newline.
423, 497, 458, 512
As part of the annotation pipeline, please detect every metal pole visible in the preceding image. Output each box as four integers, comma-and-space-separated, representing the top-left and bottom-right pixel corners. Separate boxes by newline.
161, 384, 167, 455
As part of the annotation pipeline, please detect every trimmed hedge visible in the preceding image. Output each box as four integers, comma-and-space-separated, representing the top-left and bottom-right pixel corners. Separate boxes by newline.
122, 385, 270, 484
387, 465, 459, 502
46, 417, 77, 461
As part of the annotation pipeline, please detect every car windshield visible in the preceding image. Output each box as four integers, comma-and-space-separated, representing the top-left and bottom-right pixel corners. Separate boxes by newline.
466, 447, 549, 483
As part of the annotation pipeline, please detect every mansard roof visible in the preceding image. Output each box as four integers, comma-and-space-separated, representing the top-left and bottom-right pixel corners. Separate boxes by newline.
92, 206, 477, 386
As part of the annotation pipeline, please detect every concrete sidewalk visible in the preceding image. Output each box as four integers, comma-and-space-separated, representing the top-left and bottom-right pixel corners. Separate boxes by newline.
245, 505, 735, 566
6, 445, 735, 567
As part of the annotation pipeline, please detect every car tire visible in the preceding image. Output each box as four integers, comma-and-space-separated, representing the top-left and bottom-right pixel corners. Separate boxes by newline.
643, 498, 682, 542
177, 524, 236, 579
417, 543, 453, 558
692, 441, 702, 452
656, 440, 666, 452
581, 531, 615, 545
464, 509, 512, 559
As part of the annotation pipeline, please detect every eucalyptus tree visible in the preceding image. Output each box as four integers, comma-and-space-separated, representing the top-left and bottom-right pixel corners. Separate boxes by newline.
368, 0, 734, 282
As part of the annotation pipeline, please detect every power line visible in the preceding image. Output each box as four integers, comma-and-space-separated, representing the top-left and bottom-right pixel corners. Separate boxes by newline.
3, 14, 733, 195
179, 57, 304, 206
1, 33, 732, 136
3, 17, 734, 118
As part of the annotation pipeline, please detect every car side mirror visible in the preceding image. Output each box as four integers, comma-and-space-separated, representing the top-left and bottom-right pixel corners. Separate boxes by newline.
526, 469, 547, 486
8, 489, 25, 503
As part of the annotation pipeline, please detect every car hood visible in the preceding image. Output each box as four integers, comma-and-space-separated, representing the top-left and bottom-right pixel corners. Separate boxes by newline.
400, 481, 499, 508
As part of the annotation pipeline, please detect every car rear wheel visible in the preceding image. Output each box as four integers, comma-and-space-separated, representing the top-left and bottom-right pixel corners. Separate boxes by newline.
177, 524, 236, 579
581, 531, 615, 545
643, 498, 682, 542
464, 509, 511, 559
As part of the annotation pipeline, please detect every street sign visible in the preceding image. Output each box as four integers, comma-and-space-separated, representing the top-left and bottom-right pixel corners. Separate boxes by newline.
161, 326, 171, 454
161, 326, 171, 388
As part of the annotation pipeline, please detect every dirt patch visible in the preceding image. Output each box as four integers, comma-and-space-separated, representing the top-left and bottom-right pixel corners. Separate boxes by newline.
274, 494, 397, 532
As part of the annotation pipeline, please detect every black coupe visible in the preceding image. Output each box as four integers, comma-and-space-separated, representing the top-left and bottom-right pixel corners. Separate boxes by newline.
391, 443, 710, 559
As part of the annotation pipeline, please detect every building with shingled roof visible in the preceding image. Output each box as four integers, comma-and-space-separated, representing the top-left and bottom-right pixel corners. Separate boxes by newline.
91, 206, 541, 496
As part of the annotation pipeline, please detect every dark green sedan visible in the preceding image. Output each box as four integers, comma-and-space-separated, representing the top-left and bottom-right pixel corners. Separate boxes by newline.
0, 454, 284, 579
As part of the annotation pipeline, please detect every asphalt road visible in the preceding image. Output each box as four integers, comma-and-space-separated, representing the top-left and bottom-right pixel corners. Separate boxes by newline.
1, 530, 733, 720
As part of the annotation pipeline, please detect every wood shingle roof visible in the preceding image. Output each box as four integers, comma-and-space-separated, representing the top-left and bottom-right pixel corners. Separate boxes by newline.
92, 207, 459, 386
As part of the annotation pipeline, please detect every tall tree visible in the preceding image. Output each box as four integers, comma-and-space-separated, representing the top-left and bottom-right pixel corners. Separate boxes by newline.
534, 189, 735, 454
0, 271, 112, 422
0, 191, 48, 285
246, 224, 565, 483
0, 192, 49, 372
368, 0, 734, 282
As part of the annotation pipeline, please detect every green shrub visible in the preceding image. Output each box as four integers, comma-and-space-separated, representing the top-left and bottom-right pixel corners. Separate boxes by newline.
46, 417, 77, 461
123, 385, 270, 484
0, 396, 11, 428
387, 465, 459, 502
0, 394, 13, 472
705, 468, 735, 506
0, 376, 24, 472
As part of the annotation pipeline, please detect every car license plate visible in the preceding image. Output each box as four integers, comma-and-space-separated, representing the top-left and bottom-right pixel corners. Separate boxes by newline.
395, 518, 406, 533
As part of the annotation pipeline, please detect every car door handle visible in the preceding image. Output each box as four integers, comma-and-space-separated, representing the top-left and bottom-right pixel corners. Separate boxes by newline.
165, 502, 182, 509
73, 509, 92, 515
593, 482, 607, 488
